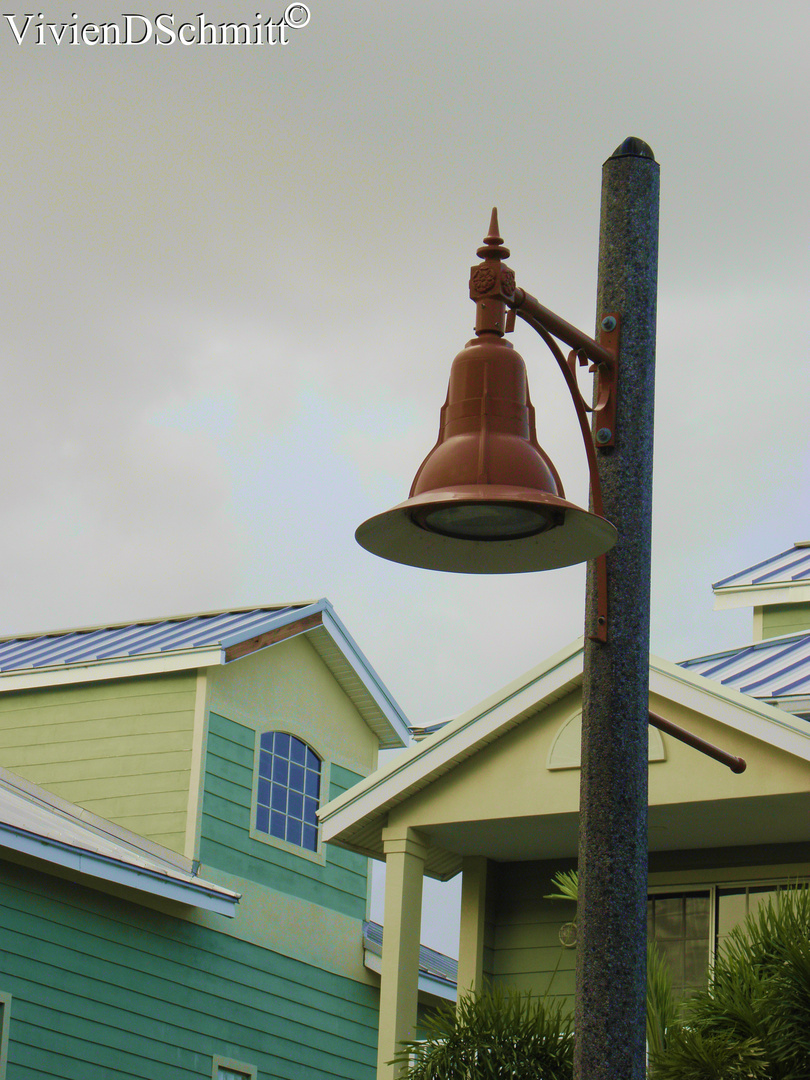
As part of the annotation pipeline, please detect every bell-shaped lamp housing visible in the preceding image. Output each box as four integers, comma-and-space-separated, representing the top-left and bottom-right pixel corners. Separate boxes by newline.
356, 331, 617, 573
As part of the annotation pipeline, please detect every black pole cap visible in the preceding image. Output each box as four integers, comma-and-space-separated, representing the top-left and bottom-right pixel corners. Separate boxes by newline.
610, 137, 656, 161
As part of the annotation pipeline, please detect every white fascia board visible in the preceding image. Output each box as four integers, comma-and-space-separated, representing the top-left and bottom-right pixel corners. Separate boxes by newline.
319, 602, 410, 748
770, 696, 810, 715
363, 949, 456, 1002
321, 639, 584, 842
713, 583, 810, 610
649, 655, 810, 760
0, 824, 239, 916
0, 648, 225, 692
216, 598, 411, 747
217, 601, 326, 649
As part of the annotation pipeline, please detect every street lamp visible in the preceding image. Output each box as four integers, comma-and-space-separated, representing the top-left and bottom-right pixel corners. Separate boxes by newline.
357, 138, 660, 1080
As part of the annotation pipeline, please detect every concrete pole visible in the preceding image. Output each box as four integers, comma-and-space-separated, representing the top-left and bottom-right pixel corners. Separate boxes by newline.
574, 138, 660, 1080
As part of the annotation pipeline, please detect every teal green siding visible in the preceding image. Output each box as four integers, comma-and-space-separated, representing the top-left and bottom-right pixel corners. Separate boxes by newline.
0, 859, 378, 1079
200, 714, 370, 918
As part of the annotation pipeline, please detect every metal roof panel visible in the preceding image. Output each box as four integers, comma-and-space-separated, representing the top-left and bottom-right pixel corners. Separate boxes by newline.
714, 544, 810, 591
0, 605, 305, 673
681, 632, 810, 703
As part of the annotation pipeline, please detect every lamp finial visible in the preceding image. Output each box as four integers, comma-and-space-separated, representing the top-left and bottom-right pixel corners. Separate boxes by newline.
477, 208, 510, 260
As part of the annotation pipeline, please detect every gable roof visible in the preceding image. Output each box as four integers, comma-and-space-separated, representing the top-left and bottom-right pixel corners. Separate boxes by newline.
714, 542, 810, 591
0, 599, 410, 749
680, 632, 810, 705
320, 639, 810, 878
713, 542, 810, 611
363, 920, 457, 1000
0, 764, 239, 916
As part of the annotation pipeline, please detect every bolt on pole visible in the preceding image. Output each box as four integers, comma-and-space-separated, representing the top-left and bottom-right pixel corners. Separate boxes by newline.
574, 138, 660, 1080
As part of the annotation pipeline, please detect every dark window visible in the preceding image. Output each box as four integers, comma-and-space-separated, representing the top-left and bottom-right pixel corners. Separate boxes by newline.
648, 891, 710, 999
256, 732, 321, 852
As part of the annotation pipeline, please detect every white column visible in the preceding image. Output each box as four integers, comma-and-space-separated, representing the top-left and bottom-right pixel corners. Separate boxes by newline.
377, 826, 428, 1079
457, 856, 488, 999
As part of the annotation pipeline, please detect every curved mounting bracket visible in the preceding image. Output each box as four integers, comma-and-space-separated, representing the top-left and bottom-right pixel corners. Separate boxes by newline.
467, 211, 620, 643
505, 290, 620, 644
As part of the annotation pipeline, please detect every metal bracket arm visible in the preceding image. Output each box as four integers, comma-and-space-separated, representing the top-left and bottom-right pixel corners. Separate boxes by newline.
649, 711, 747, 773
506, 287, 619, 643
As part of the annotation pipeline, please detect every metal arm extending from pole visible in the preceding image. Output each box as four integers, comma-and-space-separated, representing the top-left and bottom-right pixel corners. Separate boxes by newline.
648, 711, 747, 773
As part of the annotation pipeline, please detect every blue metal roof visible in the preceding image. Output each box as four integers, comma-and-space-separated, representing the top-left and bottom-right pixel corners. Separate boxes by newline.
364, 920, 458, 986
0, 605, 309, 673
680, 631, 810, 701
714, 543, 810, 590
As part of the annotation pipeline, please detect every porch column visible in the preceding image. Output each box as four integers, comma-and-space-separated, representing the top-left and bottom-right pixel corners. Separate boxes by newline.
378, 826, 428, 1079
457, 856, 488, 998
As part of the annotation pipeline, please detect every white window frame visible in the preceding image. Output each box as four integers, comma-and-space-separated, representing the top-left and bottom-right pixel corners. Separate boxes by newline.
0, 992, 11, 1080
212, 1054, 257, 1080
249, 724, 329, 866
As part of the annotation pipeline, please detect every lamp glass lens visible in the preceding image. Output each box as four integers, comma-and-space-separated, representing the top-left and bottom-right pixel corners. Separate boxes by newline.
421, 502, 552, 541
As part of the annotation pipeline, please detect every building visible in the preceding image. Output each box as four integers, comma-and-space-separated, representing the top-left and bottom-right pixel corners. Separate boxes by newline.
320, 544, 810, 1078
0, 599, 411, 1080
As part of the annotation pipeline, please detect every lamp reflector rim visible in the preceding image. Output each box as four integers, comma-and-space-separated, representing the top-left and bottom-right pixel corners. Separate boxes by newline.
356, 487, 617, 574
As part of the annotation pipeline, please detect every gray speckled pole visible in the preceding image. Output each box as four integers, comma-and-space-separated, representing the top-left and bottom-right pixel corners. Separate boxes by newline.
574, 139, 660, 1080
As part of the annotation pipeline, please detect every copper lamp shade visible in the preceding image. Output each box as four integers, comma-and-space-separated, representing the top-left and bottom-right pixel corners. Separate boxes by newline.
356, 331, 617, 574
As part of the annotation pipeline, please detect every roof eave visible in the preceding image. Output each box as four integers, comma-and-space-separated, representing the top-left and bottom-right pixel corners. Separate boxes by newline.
0, 647, 225, 692
323, 643, 810, 866
320, 637, 584, 847
0, 823, 240, 916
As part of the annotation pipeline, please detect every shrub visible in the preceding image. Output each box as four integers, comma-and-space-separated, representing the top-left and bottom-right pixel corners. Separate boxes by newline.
650, 887, 810, 1080
392, 984, 575, 1080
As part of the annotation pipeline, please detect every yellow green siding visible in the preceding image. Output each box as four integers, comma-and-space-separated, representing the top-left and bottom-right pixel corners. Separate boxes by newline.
760, 602, 810, 639
488, 861, 576, 1009
0, 673, 197, 852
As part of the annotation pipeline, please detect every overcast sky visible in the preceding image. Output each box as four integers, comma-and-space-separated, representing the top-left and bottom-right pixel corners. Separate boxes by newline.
3, 1, 809, 951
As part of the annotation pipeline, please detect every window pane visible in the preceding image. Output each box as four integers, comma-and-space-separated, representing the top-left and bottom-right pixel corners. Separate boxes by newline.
289, 763, 305, 792
748, 887, 779, 921
685, 895, 710, 939
272, 755, 288, 785
717, 890, 747, 941
290, 737, 306, 765
270, 810, 286, 839
259, 749, 272, 780
658, 939, 684, 987
256, 731, 321, 851
304, 796, 319, 826
684, 937, 709, 989
302, 823, 318, 851
655, 897, 684, 939
649, 892, 710, 1001
288, 789, 303, 820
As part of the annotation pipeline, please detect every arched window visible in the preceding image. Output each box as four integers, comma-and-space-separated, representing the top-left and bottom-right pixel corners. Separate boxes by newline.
256, 732, 321, 851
